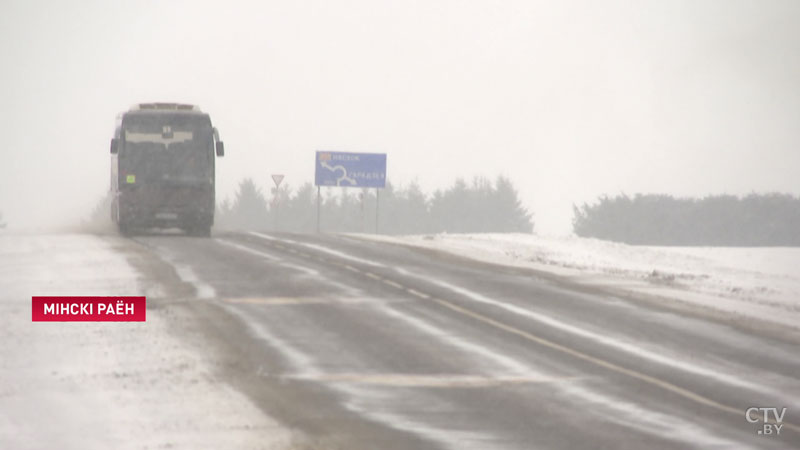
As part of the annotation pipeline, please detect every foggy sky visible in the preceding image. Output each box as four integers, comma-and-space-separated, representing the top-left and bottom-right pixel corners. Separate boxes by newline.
1, 0, 798, 234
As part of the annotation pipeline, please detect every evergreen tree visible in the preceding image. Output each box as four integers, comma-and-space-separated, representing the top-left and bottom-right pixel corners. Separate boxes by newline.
430, 178, 469, 232
227, 178, 269, 229
283, 183, 317, 232
493, 175, 534, 232
379, 181, 431, 234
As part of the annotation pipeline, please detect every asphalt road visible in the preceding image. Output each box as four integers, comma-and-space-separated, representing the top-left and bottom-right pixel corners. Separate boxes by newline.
127, 231, 800, 449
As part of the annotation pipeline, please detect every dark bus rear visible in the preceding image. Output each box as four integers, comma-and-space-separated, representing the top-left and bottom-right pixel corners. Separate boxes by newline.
110, 104, 224, 236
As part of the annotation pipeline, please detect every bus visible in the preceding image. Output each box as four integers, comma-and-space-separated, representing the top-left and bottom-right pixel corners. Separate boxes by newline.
110, 103, 225, 236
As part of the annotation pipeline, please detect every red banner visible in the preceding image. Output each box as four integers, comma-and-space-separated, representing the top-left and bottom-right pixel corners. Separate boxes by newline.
32, 297, 146, 322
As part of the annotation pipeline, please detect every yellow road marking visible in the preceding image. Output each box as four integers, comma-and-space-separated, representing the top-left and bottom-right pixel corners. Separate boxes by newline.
382, 279, 404, 289
344, 265, 361, 273
406, 288, 430, 299
364, 272, 382, 281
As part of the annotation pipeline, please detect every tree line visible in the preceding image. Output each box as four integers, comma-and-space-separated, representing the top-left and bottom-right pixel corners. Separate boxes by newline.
572, 193, 800, 246
217, 176, 534, 234
81, 180, 799, 247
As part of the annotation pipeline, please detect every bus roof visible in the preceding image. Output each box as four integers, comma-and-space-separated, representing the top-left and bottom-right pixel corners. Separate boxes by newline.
128, 103, 205, 114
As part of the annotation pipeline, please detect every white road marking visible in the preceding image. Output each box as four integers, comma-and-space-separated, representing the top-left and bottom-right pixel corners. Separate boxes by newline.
156, 250, 217, 299
218, 239, 320, 276
284, 373, 580, 387
280, 261, 320, 277
224, 296, 369, 306
223, 297, 325, 305
216, 238, 280, 261
173, 264, 217, 299
220, 236, 366, 299
379, 304, 535, 376
249, 232, 385, 268
225, 306, 320, 376
420, 275, 772, 395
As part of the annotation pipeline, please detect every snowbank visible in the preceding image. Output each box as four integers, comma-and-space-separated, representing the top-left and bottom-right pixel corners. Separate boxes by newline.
354, 233, 800, 331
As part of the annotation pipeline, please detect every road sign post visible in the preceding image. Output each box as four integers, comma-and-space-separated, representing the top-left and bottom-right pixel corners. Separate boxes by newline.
375, 187, 379, 234
271, 174, 284, 230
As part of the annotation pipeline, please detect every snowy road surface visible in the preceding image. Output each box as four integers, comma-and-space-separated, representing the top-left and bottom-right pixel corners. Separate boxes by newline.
355, 233, 800, 332
0, 234, 292, 449
1, 231, 799, 449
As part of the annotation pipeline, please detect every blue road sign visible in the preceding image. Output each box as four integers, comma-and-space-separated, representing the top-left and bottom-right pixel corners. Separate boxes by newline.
315, 151, 387, 187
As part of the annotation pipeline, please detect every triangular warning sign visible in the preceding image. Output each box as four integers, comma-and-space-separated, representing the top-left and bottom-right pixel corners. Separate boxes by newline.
271, 174, 284, 187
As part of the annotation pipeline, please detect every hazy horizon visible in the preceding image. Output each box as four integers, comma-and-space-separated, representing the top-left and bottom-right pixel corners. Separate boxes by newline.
1, 0, 798, 234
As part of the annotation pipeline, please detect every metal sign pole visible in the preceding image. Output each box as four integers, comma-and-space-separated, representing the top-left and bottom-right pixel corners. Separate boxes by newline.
360, 189, 366, 233
316, 186, 321, 233
273, 195, 278, 230
271, 174, 284, 231
375, 187, 379, 234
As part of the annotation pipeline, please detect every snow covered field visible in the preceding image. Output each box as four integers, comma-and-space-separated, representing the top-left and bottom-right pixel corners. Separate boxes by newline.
355, 233, 800, 331
0, 233, 290, 450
